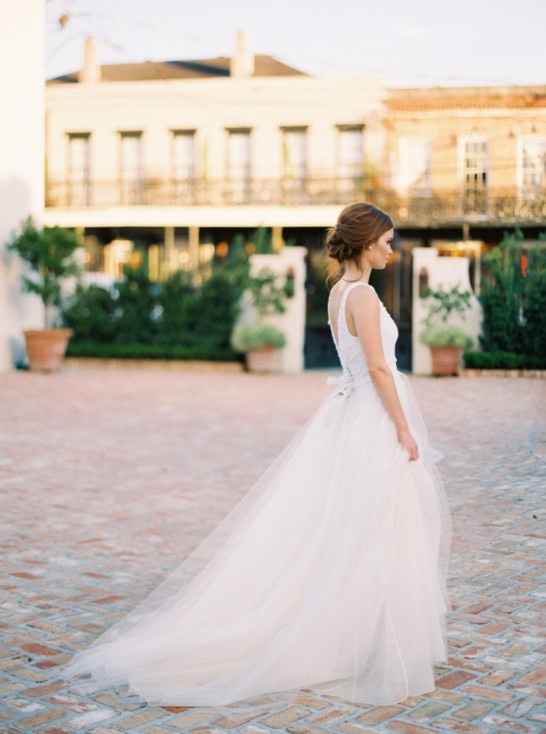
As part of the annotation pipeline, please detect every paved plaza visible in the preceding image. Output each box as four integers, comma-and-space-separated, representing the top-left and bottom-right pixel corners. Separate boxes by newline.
1, 367, 546, 733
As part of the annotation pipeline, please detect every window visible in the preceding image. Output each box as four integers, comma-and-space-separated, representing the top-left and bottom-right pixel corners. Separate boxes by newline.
336, 125, 364, 194
66, 132, 91, 206
226, 128, 251, 203
518, 136, 546, 200
281, 127, 308, 203
460, 136, 488, 214
171, 130, 196, 203
395, 136, 432, 195
119, 131, 144, 204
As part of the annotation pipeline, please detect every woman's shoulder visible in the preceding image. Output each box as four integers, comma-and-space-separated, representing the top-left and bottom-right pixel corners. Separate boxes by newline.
347, 281, 378, 298
346, 282, 382, 312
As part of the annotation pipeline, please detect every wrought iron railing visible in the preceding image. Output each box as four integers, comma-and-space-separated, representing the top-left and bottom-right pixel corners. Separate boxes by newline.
45, 178, 546, 225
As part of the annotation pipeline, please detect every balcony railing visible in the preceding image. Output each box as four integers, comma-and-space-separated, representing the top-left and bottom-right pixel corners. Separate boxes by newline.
45, 178, 546, 225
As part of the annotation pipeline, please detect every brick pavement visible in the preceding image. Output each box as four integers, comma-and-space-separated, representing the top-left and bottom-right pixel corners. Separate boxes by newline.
1, 368, 546, 733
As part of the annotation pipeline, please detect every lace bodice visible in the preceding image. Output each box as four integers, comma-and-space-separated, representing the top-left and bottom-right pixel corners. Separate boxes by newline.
327, 282, 399, 386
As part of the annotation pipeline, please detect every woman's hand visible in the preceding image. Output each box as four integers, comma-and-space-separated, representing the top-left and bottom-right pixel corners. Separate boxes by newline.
397, 428, 419, 461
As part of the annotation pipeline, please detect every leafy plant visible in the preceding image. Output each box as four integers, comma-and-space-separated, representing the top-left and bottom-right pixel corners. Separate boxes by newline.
420, 325, 474, 349
182, 270, 242, 351
419, 282, 473, 351
62, 283, 117, 342
230, 323, 286, 352
246, 267, 288, 317
113, 264, 160, 343
156, 270, 196, 344
7, 217, 82, 328
252, 226, 273, 254
519, 235, 546, 357
420, 284, 473, 326
478, 229, 527, 354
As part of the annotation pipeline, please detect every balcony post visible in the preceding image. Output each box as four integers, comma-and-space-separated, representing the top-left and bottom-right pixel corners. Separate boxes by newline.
165, 225, 175, 276
272, 226, 284, 252
189, 225, 200, 270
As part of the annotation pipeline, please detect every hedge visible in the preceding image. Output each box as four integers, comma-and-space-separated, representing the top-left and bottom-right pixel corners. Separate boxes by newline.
61, 263, 246, 360
463, 350, 546, 370
66, 340, 243, 362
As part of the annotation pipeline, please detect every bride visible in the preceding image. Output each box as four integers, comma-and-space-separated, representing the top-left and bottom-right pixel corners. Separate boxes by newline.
57, 201, 452, 707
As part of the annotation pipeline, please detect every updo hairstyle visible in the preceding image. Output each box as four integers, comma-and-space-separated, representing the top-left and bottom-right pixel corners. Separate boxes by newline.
325, 202, 393, 286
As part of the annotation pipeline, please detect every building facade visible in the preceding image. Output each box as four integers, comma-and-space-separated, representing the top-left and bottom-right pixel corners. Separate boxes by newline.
43, 32, 546, 371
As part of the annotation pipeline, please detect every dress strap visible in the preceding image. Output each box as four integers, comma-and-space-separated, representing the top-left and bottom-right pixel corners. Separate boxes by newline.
339, 282, 376, 332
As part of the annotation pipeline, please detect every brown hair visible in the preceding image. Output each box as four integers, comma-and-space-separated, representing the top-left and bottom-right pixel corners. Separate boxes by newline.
325, 201, 394, 287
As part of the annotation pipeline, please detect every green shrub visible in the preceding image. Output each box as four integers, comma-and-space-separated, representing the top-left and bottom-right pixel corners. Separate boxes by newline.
231, 323, 286, 352
59, 233, 291, 361
463, 350, 546, 369
66, 340, 241, 361
61, 266, 243, 360
62, 283, 117, 342
155, 270, 196, 344
420, 325, 474, 349
520, 241, 546, 357
180, 271, 242, 351
114, 264, 160, 343
478, 228, 546, 356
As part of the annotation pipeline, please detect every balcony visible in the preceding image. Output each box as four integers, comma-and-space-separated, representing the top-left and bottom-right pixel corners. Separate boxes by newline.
45, 178, 546, 227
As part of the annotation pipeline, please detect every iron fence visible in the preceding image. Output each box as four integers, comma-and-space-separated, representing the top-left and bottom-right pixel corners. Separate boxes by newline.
45, 178, 546, 226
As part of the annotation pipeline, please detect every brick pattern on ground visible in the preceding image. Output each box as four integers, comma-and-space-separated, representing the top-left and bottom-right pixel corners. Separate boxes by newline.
1, 368, 546, 733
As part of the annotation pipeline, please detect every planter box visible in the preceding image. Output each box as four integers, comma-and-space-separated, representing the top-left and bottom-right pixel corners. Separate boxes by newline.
245, 347, 283, 373
429, 345, 463, 376
64, 357, 244, 372
461, 368, 546, 379
24, 329, 73, 372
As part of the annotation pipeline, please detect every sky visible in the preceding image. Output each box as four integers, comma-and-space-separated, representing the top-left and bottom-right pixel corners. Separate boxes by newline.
46, 0, 546, 88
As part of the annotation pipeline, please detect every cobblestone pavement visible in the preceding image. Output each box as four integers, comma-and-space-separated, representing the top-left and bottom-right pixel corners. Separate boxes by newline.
1, 368, 546, 734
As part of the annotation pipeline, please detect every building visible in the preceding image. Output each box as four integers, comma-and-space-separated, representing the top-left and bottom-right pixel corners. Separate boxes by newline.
43, 32, 546, 371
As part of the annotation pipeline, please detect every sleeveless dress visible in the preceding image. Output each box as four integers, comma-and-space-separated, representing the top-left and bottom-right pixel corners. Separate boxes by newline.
55, 281, 452, 707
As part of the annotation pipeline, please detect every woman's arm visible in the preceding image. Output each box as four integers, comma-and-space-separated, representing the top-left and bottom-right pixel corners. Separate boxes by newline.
348, 286, 419, 461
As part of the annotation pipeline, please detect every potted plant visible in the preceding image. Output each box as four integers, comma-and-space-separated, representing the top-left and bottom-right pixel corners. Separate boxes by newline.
230, 263, 293, 373
420, 325, 474, 376
7, 217, 82, 372
231, 323, 286, 372
419, 284, 474, 376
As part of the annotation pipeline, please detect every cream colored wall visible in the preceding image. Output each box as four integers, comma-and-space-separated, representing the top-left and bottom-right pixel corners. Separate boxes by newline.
46, 74, 386, 221
44, 204, 348, 228
412, 248, 482, 375
234, 247, 307, 374
0, 1, 45, 371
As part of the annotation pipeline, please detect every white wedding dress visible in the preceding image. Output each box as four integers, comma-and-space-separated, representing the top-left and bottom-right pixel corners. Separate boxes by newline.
57, 280, 452, 707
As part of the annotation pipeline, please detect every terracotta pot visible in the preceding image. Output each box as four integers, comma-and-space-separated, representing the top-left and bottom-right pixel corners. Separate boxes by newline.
24, 329, 73, 372
245, 346, 283, 373
430, 345, 462, 376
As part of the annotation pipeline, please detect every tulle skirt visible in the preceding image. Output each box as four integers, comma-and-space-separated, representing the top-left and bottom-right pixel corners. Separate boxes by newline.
56, 369, 452, 707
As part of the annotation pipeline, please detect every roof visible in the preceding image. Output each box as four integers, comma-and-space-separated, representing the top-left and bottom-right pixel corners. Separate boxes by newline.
386, 84, 546, 111
47, 55, 309, 84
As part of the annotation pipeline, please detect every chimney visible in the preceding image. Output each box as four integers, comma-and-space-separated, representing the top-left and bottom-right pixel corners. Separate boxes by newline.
78, 35, 101, 83
230, 30, 254, 78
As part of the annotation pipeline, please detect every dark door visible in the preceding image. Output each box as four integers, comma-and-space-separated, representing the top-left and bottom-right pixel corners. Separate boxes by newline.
370, 238, 414, 371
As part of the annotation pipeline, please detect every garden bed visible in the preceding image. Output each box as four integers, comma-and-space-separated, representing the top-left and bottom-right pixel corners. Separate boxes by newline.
64, 357, 244, 372
461, 368, 546, 378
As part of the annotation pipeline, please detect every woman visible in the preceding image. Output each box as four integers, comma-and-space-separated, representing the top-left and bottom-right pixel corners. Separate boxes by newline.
57, 202, 452, 707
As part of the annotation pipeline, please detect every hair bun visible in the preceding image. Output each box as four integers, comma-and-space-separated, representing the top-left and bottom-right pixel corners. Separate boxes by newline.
326, 227, 346, 262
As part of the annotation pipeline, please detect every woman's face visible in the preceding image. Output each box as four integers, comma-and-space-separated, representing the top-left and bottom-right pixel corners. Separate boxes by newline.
364, 228, 394, 269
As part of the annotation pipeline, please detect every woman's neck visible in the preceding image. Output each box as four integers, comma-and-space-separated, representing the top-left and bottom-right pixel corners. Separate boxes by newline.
341, 264, 371, 283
